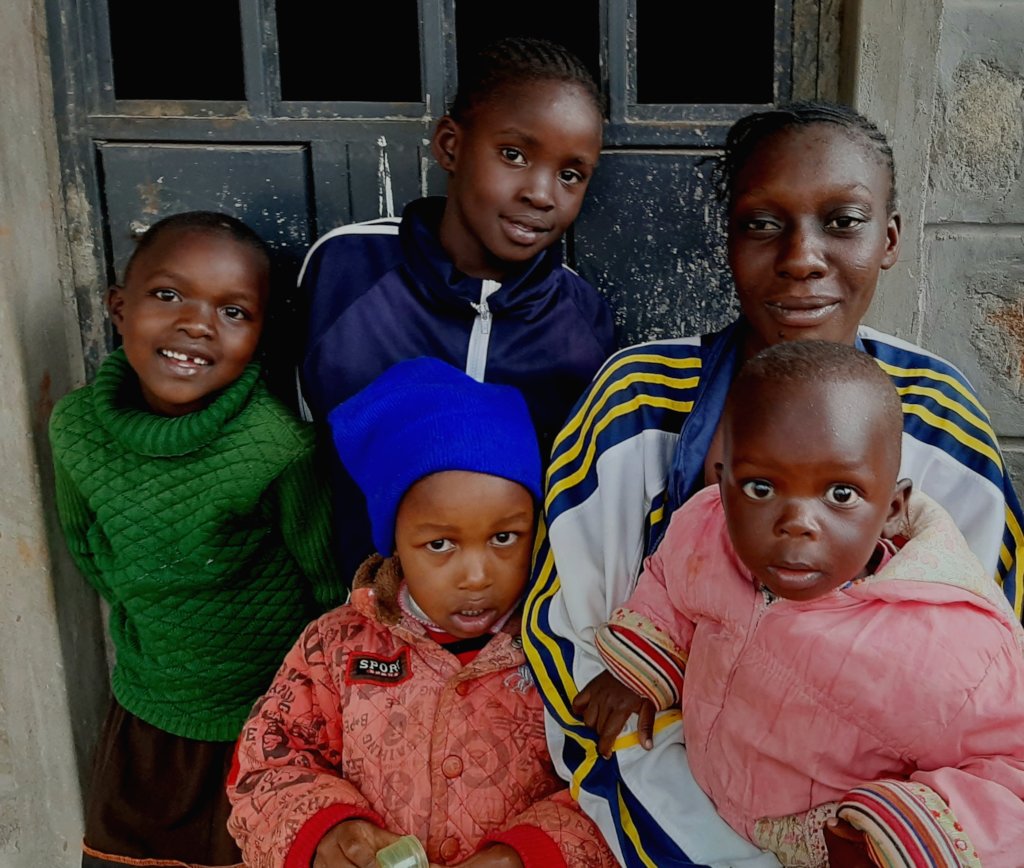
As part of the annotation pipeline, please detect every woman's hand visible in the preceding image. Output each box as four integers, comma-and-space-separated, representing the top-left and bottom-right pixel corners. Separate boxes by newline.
572, 670, 656, 758
313, 819, 402, 868
823, 817, 874, 868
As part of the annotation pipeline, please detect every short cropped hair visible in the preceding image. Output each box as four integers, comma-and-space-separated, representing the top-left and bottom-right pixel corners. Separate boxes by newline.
728, 340, 904, 444
124, 211, 270, 284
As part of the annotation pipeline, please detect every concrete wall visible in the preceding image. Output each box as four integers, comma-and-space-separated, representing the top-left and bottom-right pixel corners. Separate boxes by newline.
923, 0, 1024, 485
848, 0, 1024, 497
0, 1, 106, 865
845, 0, 945, 340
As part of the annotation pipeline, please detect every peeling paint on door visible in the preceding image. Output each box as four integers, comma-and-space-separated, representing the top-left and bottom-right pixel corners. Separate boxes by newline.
377, 135, 395, 218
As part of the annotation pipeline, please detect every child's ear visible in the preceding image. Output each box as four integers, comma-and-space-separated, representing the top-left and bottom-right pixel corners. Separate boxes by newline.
882, 478, 912, 538
713, 462, 724, 484
107, 285, 126, 335
431, 116, 460, 173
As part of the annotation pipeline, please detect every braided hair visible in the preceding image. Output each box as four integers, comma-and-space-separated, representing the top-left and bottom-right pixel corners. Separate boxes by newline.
449, 37, 603, 123
717, 101, 897, 212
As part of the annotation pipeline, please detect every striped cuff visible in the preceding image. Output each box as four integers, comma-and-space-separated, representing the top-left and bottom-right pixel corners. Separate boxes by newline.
839, 780, 982, 867
595, 609, 686, 710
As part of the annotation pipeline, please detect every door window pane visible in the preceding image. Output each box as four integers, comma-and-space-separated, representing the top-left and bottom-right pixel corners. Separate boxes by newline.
454, 0, 601, 111
276, 2, 421, 101
108, 0, 245, 100
636, 1, 775, 104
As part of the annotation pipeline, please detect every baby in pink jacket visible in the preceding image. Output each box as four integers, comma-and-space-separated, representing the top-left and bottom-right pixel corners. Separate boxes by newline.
577, 340, 1024, 867
227, 358, 617, 868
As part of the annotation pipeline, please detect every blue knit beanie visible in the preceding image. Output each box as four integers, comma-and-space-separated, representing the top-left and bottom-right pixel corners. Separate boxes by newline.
328, 357, 543, 555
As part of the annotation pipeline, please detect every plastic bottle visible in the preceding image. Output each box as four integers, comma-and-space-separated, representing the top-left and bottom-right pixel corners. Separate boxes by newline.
375, 835, 429, 868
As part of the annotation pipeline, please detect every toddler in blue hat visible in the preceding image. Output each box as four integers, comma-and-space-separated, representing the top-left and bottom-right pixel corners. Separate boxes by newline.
227, 358, 617, 868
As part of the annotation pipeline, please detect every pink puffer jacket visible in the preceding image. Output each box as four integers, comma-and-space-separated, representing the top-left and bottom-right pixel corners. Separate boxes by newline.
611, 486, 1024, 867
227, 577, 616, 868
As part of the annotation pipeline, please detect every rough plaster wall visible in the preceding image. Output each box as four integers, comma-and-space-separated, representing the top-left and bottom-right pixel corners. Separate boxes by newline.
843, 0, 945, 341
924, 0, 1024, 487
0, 0, 106, 864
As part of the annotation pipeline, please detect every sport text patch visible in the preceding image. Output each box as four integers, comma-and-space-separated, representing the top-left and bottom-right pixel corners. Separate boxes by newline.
346, 649, 412, 686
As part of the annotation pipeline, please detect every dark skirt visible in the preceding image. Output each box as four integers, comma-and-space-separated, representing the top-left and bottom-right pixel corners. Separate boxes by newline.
81, 699, 243, 868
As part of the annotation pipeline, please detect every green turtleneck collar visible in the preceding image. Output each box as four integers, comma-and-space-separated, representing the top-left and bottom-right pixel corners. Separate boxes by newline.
91, 347, 262, 457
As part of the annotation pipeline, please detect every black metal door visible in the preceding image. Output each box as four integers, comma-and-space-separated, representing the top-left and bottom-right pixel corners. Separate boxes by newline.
47, 0, 834, 373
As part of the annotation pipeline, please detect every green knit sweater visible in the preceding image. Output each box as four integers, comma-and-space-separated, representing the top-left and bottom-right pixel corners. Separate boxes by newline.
49, 349, 342, 741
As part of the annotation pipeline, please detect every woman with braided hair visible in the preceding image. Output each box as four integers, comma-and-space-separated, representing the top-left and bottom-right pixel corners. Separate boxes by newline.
523, 101, 1024, 868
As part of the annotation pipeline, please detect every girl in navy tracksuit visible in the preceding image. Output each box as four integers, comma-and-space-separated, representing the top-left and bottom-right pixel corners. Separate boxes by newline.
300, 37, 614, 578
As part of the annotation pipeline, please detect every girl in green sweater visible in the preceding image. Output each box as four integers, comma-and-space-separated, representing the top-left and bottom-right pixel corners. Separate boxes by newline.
49, 212, 341, 868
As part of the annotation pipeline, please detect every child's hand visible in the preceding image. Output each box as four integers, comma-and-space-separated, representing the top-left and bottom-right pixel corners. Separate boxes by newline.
443, 843, 524, 867
313, 819, 402, 868
572, 670, 656, 759
823, 817, 874, 868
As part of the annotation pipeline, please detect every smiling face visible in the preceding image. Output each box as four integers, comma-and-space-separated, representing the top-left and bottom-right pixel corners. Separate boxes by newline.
432, 79, 603, 280
719, 376, 909, 601
394, 470, 535, 638
727, 124, 901, 358
109, 228, 268, 416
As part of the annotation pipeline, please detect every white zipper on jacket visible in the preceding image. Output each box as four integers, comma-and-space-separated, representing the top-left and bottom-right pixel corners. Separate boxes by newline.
466, 279, 500, 382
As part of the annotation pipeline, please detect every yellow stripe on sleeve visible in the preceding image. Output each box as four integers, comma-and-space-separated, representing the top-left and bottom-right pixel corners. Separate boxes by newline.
611, 709, 683, 753
617, 787, 660, 868
523, 553, 579, 723
894, 384, 999, 447
549, 370, 699, 481
875, 360, 989, 417
1004, 506, 1024, 619
569, 737, 602, 800
900, 404, 1003, 471
547, 395, 695, 510
554, 353, 701, 452
524, 525, 646, 803
522, 559, 608, 801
